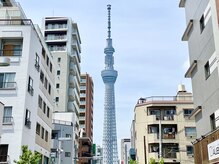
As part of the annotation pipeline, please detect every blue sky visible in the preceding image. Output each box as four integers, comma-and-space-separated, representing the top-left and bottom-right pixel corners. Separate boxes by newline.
18, 0, 191, 152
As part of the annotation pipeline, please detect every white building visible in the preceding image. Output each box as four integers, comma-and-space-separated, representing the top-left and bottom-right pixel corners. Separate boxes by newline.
0, 0, 55, 163
41, 16, 82, 159
0, 102, 3, 143
120, 138, 131, 164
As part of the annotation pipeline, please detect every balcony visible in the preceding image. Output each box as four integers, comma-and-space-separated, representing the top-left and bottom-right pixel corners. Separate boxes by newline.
70, 62, 76, 75
80, 101, 86, 106
69, 88, 76, 101
45, 24, 67, 30
45, 35, 67, 42
2, 117, 13, 125
79, 116, 85, 121
80, 93, 86, 98
48, 45, 66, 52
0, 155, 9, 164
79, 108, 86, 113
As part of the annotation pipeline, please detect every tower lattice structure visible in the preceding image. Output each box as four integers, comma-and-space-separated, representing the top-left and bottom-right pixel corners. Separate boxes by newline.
101, 4, 119, 164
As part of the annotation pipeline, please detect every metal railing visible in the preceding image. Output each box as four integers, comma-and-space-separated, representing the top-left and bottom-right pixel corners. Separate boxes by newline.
3, 116, 13, 125
45, 35, 67, 41
45, 24, 67, 30
0, 82, 16, 89
137, 96, 193, 104
0, 49, 22, 56
0, 19, 33, 26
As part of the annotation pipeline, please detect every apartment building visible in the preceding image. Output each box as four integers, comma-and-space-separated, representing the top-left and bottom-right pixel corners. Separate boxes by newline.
120, 138, 131, 164
0, 0, 55, 163
134, 85, 195, 164
0, 102, 3, 144
78, 73, 94, 164
42, 17, 82, 159
180, 0, 219, 163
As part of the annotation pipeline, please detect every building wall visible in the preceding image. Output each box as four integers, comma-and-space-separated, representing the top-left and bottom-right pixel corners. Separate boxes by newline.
134, 89, 195, 164
0, 102, 3, 143
120, 139, 131, 164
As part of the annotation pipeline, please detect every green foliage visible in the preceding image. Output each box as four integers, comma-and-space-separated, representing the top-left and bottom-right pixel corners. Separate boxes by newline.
129, 159, 138, 164
14, 145, 41, 164
149, 157, 164, 164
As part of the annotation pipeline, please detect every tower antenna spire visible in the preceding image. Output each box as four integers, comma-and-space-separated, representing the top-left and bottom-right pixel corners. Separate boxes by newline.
107, 4, 111, 38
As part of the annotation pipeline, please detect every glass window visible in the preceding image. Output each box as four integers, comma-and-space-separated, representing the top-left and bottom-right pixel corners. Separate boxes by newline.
36, 123, 40, 135
186, 146, 194, 156
45, 131, 48, 142
49, 62, 52, 73
0, 73, 15, 89
25, 109, 31, 128
57, 70, 60, 75
204, 61, 210, 79
3, 106, 12, 124
28, 76, 34, 96
40, 71, 44, 83
35, 53, 40, 71
47, 107, 50, 118
43, 102, 46, 113
65, 152, 71, 157
48, 83, 51, 95
41, 127, 44, 139
56, 83, 60, 88
38, 96, 42, 109
46, 56, 49, 66
185, 127, 196, 137
58, 57, 61, 62
183, 109, 193, 118
56, 97, 59, 102
44, 78, 48, 89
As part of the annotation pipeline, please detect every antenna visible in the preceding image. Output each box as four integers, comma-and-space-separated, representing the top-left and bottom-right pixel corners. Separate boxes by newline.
107, 4, 111, 38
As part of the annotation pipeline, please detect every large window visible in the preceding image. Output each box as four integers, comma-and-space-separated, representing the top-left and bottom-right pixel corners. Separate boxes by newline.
0, 73, 16, 89
204, 61, 210, 79
35, 53, 40, 71
185, 127, 197, 138
36, 123, 40, 135
183, 109, 193, 118
187, 146, 194, 156
25, 109, 31, 129
3, 106, 12, 124
1, 39, 23, 56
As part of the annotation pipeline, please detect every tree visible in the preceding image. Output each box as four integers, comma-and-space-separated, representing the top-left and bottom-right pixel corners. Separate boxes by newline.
14, 145, 41, 164
149, 157, 164, 164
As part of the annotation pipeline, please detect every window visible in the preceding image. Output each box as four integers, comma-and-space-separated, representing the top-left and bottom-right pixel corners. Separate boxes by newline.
2, 39, 22, 56
44, 78, 48, 89
186, 146, 194, 156
204, 61, 210, 79
25, 109, 31, 129
45, 131, 48, 142
40, 71, 44, 83
56, 83, 60, 89
0, 73, 16, 89
48, 83, 51, 94
52, 130, 58, 139
35, 53, 40, 71
42, 48, 45, 59
0, 144, 8, 162
41, 127, 44, 139
65, 152, 71, 157
57, 70, 60, 75
50, 62, 52, 73
36, 123, 40, 135
185, 127, 197, 137
200, 15, 205, 33
55, 97, 59, 102
183, 109, 193, 118
3, 106, 12, 124
46, 56, 49, 66
210, 113, 216, 131
38, 96, 42, 109
66, 134, 71, 138
58, 57, 61, 62
43, 102, 46, 113
28, 76, 34, 96
47, 107, 50, 118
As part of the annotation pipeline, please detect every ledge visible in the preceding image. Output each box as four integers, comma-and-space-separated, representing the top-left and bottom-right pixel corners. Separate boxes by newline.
0, 57, 10, 66
189, 106, 202, 119
185, 60, 197, 78
182, 20, 193, 41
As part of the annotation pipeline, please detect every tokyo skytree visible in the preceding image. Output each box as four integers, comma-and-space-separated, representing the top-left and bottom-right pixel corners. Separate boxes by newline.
101, 4, 119, 164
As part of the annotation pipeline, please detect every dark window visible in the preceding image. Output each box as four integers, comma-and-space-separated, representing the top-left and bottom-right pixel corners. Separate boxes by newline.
44, 78, 48, 89
65, 152, 71, 157
41, 127, 44, 139
66, 134, 71, 138
42, 48, 45, 59
48, 83, 51, 94
55, 97, 59, 102
50, 62, 52, 72
200, 15, 205, 33
57, 70, 60, 75
186, 146, 194, 156
204, 61, 210, 79
46, 56, 49, 66
36, 123, 40, 135
28, 76, 34, 96
43, 102, 46, 113
52, 131, 58, 139
56, 83, 60, 88
35, 53, 40, 71
25, 109, 31, 129
40, 71, 44, 83
210, 113, 216, 131
183, 109, 193, 118
47, 107, 50, 118
0, 144, 8, 162
58, 57, 61, 62
38, 96, 42, 109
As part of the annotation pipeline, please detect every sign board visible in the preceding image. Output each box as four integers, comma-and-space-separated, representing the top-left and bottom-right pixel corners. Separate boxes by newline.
208, 139, 219, 160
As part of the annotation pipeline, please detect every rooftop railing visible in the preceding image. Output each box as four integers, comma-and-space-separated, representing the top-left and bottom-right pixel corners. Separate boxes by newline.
0, 19, 32, 26
137, 96, 193, 104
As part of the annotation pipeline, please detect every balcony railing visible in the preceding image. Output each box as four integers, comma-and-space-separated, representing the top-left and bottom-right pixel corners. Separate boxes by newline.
45, 35, 67, 41
0, 82, 16, 89
48, 46, 66, 52
162, 151, 177, 158
0, 19, 33, 26
162, 133, 176, 139
3, 116, 13, 125
0, 155, 9, 163
45, 24, 67, 30
0, 49, 22, 56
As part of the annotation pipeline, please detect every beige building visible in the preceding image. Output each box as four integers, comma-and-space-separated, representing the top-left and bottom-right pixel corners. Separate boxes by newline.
134, 85, 195, 164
